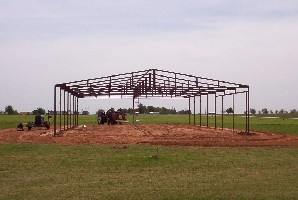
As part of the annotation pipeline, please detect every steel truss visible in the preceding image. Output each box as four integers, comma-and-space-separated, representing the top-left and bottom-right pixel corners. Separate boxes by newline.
54, 69, 250, 136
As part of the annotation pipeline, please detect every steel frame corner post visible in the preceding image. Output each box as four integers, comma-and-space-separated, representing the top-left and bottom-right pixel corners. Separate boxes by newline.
72, 95, 75, 128
133, 97, 135, 125
63, 90, 66, 131
200, 95, 202, 127
77, 97, 79, 126
233, 94, 235, 132
67, 92, 69, 129
188, 97, 191, 125
194, 96, 196, 126
245, 91, 248, 133
207, 94, 209, 127
59, 88, 62, 133
215, 94, 217, 129
54, 85, 57, 136
69, 94, 72, 128
248, 87, 250, 133
221, 96, 224, 130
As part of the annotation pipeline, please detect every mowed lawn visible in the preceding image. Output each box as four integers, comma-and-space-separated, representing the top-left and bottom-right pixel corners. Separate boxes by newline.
0, 144, 297, 199
0, 115, 297, 199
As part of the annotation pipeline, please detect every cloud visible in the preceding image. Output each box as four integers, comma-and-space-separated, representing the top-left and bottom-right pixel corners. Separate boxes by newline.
0, 0, 298, 112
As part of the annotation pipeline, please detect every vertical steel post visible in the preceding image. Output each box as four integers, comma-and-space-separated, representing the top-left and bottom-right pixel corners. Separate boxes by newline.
200, 95, 202, 127
133, 97, 135, 125
215, 94, 217, 129
248, 87, 250, 133
54, 86, 57, 136
207, 94, 209, 127
222, 96, 224, 130
245, 91, 248, 132
74, 96, 78, 126
233, 94, 235, 132
194, 96, 196, 125
77, 97, 79, 126
188, 97, 191, 125
64, 90, 66, 131
73, 95, 75, 127
59, 88, 62, 133
67, 92, 69, 129
69, 94, 72, 128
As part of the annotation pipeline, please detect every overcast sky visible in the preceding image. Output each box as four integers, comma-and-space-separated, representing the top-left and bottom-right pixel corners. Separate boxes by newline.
0, 0, 297, 114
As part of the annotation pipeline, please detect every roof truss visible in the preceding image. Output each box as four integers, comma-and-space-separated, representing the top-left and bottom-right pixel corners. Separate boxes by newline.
55, 69, 249, 99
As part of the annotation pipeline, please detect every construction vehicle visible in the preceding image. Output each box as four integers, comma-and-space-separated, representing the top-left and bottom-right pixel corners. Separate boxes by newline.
98, 108, 128, 125
26, 114, 51, 130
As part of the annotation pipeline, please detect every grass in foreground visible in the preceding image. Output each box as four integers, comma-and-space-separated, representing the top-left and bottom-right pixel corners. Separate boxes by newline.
0, 144, 297, 199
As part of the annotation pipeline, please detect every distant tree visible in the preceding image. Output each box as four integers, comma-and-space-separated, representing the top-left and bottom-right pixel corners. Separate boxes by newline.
147, 106, 155, 113
170, 108, 177, 114
160, 107, 170, 114
5, 105, 18, 115
270, 110, 274, 114
127, 108, 133, 114
177, 109, 190, 114
290, 109, 297, 114
279, 109, 285, 114
261, 108, 269, 114
226, 107, 234, 114
32, 108, 46, 115
250, 108, 256, 115
138, 103, 147, 114
258, 111, 261, 114
275, 110, 279, 114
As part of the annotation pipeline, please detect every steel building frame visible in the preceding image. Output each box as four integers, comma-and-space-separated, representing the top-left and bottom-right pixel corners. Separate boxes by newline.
53, 69, 250, 136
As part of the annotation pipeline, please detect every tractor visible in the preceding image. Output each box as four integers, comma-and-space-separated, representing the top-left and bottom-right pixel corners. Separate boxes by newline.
97, 108, 128, 125
26, 114, 51, 130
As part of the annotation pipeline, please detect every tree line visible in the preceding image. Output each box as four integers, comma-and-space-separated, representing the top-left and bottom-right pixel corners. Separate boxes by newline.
249, 108, 298, 115
1, 105, 46, 115
1, 105, 297, 115
97, 103, 191, 115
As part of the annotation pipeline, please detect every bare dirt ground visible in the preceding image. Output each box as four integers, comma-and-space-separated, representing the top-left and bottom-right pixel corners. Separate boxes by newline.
0, 124, 298, 147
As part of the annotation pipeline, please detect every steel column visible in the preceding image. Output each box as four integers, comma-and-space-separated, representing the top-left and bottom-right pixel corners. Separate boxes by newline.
54, 86, 57, 136
63, 90, 66, 131
200, 95, 202, 127
73, 95, 75, 127
59, 88, 62, 133
247, 87, 250, 133
188, 97, 191, 125
245, 91, 248, 132
133, 97, 135, 125
67, 92, 69, 130
207, 94, 209, 127
194, 96, 196, 125
221, 96, 224, 130
77, 97, 79, 126
215, 94, 217, 129
233, 94, 235, 132
69, 93, 72, 128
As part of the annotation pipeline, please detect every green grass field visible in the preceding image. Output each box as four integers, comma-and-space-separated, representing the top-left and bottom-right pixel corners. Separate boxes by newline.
0, 144, 297, 199
3, 114, 297, 134
1, 115, 297, 199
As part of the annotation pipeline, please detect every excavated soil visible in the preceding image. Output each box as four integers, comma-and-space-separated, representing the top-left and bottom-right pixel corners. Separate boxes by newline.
1, 124, 298, 147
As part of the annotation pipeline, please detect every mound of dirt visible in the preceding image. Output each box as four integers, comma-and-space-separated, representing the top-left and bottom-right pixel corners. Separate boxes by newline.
0, 124, 297, 147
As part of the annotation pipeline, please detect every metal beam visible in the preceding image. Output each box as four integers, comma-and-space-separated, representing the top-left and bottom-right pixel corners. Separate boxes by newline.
54, 86, 57, 136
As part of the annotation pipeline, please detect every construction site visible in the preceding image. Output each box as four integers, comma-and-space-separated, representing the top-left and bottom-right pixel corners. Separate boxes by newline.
1, 69, 297, 147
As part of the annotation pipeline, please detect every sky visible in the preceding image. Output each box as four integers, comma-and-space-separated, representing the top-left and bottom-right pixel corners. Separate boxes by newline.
0, 0, 298, 114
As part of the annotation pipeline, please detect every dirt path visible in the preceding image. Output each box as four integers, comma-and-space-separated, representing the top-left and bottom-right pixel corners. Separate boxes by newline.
1, 124, 298, 146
